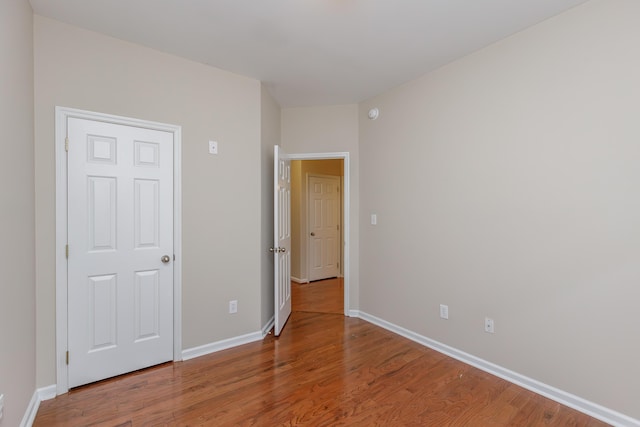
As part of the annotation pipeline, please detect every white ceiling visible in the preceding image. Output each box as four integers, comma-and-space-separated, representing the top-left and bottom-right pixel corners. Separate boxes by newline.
29, 0, 589, 107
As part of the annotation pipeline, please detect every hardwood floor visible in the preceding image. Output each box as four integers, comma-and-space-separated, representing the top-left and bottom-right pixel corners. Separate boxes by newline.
35, 279, 609, 426
292, 277, 344, 314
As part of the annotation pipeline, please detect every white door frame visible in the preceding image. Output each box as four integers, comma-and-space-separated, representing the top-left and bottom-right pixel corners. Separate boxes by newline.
306, 174, 342, 282
290, 152, 350, 316
55, 106, 183, 394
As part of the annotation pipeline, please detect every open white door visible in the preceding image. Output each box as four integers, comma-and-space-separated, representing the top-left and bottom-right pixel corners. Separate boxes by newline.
273, 145, 291, 336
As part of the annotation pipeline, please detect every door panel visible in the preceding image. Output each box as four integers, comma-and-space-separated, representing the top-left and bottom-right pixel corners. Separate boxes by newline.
134, 269, 161, 341
68, 117, 173, 388
88, 274, 117, 351
308, 176, 340, 282
274, 145, 291, 336
134, 179, 160, 248
88, 177, 117, 251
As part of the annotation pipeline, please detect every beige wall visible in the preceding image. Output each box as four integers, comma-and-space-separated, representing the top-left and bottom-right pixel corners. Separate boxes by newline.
34, 16, 263, 387
0, 0, 36, 425
290, 160, 343, 281
281, 105, 359, 308
359, 0, 640, 419
260, 85, 280, 325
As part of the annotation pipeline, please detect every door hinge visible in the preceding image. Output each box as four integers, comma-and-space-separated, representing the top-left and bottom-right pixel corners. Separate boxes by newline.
66, 351, 69, 365
65, 244, 69, 259
65, 137, 69, 152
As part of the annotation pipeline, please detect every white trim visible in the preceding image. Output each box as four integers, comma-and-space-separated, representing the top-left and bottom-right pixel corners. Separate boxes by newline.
262, 316, 275, 337
291, 276, 308, 284
37, 385, 57, 402
20, 390, 40, 427
55, 106, 183, 394
288, 152, 350, 316
19, 385, 64, 427
355, 310, 640, 427
173, 125, 183, 361
182, 331, 264, 361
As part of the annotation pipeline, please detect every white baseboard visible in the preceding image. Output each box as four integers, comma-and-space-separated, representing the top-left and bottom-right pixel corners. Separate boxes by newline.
37, 385, 57, 401
291, 276, 308, 284
354, 310, 639, 427
20, 390, 39, 427
182, 331, 264, 361
20, 385, 57, 427
262, 316, 275, 337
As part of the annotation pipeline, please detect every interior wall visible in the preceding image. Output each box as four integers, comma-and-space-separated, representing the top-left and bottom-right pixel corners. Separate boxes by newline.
260, 84, 280, 326
281, 105, 359, 308
290, 160, 343, 281
359, 0, 640, 419
0, 0, 36, 425
34, 16, 262, 387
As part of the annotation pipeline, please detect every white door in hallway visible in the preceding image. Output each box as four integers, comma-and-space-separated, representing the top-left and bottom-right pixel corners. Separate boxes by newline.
308, 176, 340, 282
273, 145, 291, 336
67, 117, 174, 388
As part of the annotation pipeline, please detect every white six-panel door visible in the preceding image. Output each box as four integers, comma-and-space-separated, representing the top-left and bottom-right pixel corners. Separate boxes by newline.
308, 176, 340, 282
67, 117, 174, 388
273, 145, 291, 336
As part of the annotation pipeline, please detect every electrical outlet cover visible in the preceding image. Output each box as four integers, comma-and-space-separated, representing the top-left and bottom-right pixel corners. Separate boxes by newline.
208, 140, 218, 155
485, 317, 495, 333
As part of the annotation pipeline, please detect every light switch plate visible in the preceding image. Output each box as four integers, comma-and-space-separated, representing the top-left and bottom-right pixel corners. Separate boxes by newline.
229, 300, 238, 314
439, 304, 449, 319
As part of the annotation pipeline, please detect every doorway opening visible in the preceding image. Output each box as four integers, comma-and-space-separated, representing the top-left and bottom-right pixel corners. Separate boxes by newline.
288, 154, 349, 316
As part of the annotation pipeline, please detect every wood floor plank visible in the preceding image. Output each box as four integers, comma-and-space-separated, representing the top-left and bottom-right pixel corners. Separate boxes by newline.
34, 279, 610, 426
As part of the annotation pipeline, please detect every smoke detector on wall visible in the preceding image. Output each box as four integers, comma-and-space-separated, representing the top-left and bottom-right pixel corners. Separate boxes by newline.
368, 108, 379, 120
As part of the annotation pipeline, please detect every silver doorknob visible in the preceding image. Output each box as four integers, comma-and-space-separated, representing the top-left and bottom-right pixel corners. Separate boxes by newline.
269, 247, 275, 253
310, 232, 315, 236
279, 247, 286, 253
161, 255, 171, 263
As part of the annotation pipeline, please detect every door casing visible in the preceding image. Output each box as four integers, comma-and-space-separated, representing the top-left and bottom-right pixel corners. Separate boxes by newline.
55, 106, 183, 394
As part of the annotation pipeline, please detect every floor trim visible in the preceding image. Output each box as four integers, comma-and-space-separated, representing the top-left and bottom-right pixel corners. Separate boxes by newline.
354, 310, 639, 427
21, 384, 55, 427
20, 390, 39, 427
262, 316, 275, 337
37, 385, 57, 402
181, 331, 264, 361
